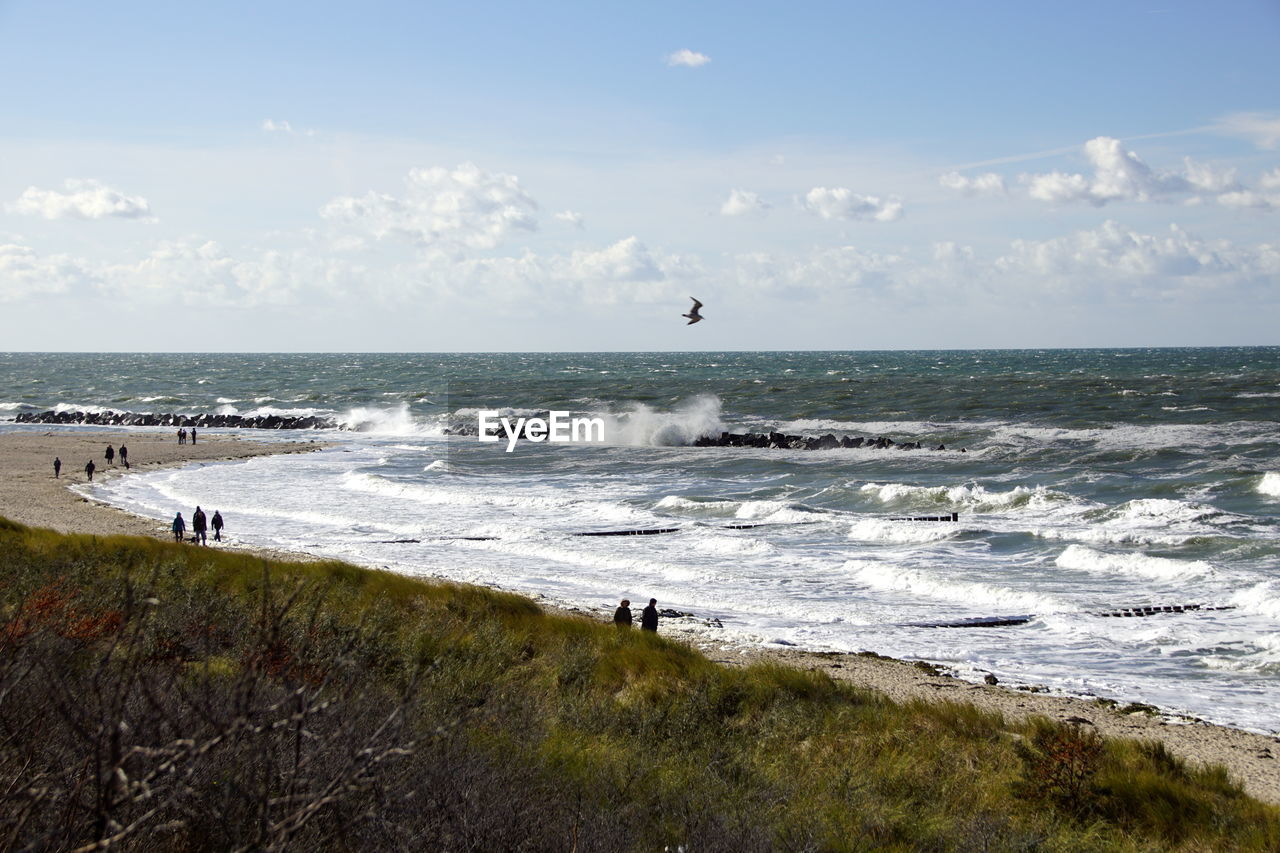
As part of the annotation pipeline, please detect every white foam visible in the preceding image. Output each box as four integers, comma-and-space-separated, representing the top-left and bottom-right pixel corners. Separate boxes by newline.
846, 560, 1072, 613
654, 495, 738, 515
859, 482, 1078, 513
1231, 581, 1280, 619
424, 459, 449, 472
340, 471, 640, 521
734, 500, 823, 525
847, 518, 959, 544
1258, 472, 1280, 498
1112, 498, 1221, 525
603, 394, 725, 446
1055, 544, 1213, 580
342, 403, 436, 435
0, 401, 23, 412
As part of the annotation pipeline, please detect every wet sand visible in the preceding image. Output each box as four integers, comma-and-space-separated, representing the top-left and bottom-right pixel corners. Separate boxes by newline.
3, 427, 1278, 803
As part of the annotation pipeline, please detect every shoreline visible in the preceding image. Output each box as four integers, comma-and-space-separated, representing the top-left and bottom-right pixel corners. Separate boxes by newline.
2, 426, 1278, 804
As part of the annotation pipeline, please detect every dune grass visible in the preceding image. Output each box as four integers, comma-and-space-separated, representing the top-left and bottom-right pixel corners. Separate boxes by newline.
1, 516, 1277, 851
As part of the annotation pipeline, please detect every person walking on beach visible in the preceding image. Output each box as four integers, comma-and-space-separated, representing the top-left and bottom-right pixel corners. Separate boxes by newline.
53, 457, 61, 478
192, 506, 208, 545
105, 444, 115, 466
641, 598, 659, 632
613, 599, 633, 627
85, 460, 95, 481
211, 510, 224, 541
119, 444, 128, 469
177, 428, 185, 445
190, 427, 197, 444
172, 512, 185, 542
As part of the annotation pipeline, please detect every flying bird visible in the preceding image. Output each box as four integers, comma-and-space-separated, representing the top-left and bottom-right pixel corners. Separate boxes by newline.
682, 297, 704, 325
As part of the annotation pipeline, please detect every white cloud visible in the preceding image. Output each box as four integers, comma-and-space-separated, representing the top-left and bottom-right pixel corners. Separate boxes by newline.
554, 210, 585, 229
262, 119, 294, 133
801, 187, 903, 222
730, 246, 903, 300
99, 238, 359, 306
720, 189, 769, 217
0, 243, 93, 301
1022, 137, 1190, 206
8, 179, 153, 221
1182, 158, 1240, 194
1260, 168, 1280, 191
401, 237, 701, 305
321, 162, 538, 251
994, 220, 1280, 290
666, 49, 710, 68
939, 171, 1006, 196
1214, 112, 1280, 150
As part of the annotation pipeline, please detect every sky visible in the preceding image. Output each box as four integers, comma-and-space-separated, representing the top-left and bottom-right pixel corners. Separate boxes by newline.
1, 0, 1278, 351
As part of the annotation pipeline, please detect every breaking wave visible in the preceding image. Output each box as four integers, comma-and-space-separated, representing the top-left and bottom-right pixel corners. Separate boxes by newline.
1054, 544, 1213, 580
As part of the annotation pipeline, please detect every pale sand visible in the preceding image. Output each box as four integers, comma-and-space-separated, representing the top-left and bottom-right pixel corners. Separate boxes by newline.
2, 428, 1278, 804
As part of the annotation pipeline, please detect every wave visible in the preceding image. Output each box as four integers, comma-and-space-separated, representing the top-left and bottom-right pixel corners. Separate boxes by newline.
340, 471, 641, 521
859, 482, 1081, 513
734, 500, 826, 525
1231, 581, 1280, 619
1104, 498, 1225, 526
653, 495, 739, 515
847, 518, 961, 544
601, 394, 725, 446
1054, 544, 1213, 580
1258, 472, 1280, 498
845, 560, 1073, 614
343, 403, 438, 435
424, 459, 449, 472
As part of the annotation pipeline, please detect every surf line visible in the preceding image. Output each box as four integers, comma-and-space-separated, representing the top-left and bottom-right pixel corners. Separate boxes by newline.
906, 603, 1237, 629
375, 519, 832, 543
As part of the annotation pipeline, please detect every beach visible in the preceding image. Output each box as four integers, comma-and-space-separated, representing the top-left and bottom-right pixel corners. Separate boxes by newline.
3, 427, 1278, 805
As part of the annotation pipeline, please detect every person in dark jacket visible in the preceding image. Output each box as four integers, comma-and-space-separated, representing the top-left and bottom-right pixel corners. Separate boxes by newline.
192, 506, 207, 546
172, 512, 186, 542
211, 510, 224, 541
190, 427, 197, 444
640, 599, 659, 632
53, 457, 61, 478
119, 445, 128, 469
85, 460, 95, 481
613, 599, 632, 627
105, 444, 115, 466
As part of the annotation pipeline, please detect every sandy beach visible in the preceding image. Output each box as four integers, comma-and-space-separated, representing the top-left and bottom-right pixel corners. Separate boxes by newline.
2, 427, 1278, 804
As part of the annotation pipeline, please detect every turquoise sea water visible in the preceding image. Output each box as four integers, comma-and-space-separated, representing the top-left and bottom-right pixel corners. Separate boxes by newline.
2, 349, 1278, 730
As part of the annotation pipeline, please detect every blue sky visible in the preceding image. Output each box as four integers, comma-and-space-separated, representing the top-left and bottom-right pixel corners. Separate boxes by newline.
2, 0, 1278, 350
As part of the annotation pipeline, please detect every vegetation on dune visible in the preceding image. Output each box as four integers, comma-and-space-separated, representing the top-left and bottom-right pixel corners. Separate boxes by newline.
1, 517, 1277, 851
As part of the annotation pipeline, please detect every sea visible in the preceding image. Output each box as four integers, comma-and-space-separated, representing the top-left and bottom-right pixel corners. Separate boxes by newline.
2, 349, 1278, 732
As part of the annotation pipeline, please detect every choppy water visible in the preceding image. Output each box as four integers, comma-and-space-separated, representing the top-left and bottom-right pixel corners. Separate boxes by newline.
2, 349, 1278, 731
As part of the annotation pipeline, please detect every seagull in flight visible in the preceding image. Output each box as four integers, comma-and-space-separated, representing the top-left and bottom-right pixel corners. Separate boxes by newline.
682, 297, 704, 325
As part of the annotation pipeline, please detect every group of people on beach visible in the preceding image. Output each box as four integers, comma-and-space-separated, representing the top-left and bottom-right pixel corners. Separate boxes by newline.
177, 427, 197, 444
614, 598, 661, 632
172, 506, 224, 545
53, 443, 130, 483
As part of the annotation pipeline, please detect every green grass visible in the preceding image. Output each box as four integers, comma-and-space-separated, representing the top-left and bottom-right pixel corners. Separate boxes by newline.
2, 516, 1278, 851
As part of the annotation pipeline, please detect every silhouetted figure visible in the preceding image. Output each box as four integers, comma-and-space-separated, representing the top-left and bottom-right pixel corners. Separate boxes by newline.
119, 445, 129, 469
177, 428, 185, 445
192, 506, 207, 546
190, 427, 197, 444
53, 457, 61, 478
85, 460, 95, 482
105, 444, 115, 466
613, 599, 632, 627
211, 510, 224, 541
172, 512, 185, 542
641, 599, 659, 632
